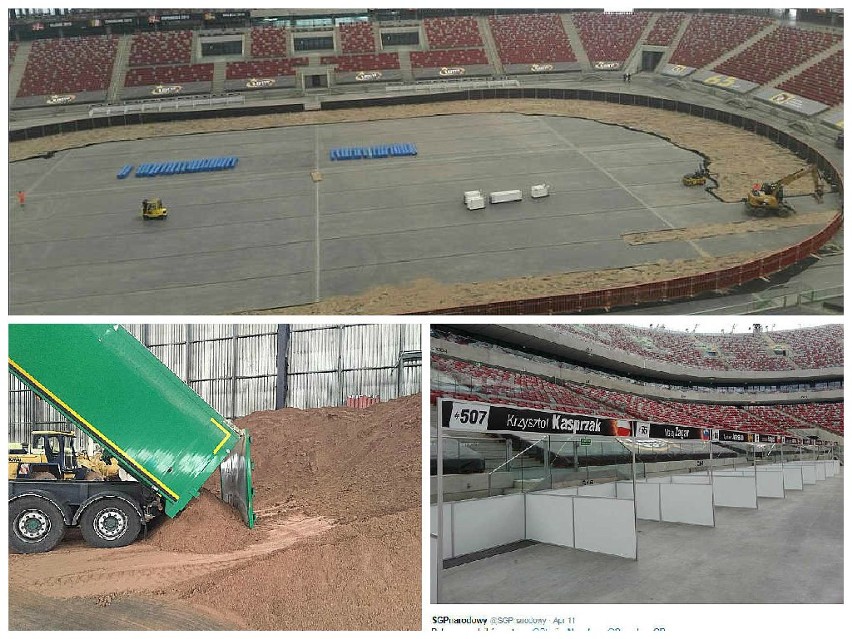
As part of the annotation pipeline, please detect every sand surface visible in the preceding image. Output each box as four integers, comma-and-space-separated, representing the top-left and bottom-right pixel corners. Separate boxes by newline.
9, 395, 421, 631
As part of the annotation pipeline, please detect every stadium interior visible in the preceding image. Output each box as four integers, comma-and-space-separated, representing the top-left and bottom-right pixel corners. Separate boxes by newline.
430, 322, 843, 604
7, 8, 844, 315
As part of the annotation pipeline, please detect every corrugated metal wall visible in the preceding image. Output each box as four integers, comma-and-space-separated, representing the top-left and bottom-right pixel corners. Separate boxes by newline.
8, 323, 421, 450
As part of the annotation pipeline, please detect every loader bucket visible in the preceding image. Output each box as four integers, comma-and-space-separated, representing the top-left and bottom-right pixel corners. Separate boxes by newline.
220, 430, 255, 528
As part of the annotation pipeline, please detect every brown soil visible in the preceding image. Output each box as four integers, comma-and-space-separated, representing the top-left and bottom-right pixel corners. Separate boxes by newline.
622, 210, 838, 246
11, 99, 834, 314
8, 394, 422, 631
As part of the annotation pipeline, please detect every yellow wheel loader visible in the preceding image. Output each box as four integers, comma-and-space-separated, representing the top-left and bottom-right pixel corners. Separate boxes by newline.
8, 430, 112, 481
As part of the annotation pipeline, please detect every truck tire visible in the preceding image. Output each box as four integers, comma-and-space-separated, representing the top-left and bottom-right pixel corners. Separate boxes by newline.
9, 496, 67, 554
79, 498, 141, 549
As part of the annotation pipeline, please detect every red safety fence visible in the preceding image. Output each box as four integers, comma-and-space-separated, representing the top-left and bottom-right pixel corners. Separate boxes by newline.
418, 213, 843, 315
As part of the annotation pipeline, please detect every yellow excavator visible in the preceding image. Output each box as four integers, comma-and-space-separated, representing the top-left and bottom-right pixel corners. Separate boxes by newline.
8, 430, 120, 481
141, 198, 167, 220
745, 165, 825, 217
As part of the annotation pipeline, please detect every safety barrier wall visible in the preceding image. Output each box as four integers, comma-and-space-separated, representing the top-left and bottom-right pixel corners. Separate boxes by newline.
616, 479, 715, 526
10, 88, 841, 315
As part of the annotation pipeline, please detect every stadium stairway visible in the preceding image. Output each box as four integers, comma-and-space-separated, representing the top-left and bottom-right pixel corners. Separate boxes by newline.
8, 40, 30, 103
108, 34, 132, 102
476, 16, 504, 76
624, 14, 660, 72
767, 38, 845, 89
560, 14, 590, 70
212, 60, 227, 93
656, 14, 692, 68
397, 49, 414, 83
699, 21, 778, 72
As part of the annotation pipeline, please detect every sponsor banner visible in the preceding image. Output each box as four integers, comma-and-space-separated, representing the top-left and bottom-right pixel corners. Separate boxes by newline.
104, 17, 134, 25
152, 85, 183, 96
440, 399, 628, 437
439, 66, 466, 77
503, 61, 581, 75
712, 428, 750, 443
31, 22, 44, 31
160, 14, 192, 22
691, 70, 758, 94
225, 76, 295, 91
412, 64, 493, 80
45, 94, 76, 105
336, 69, 402, 84
752, 87, 829, 116
593, 61, 621, 71
661, 63, 695, 78
205, 11, 250, 21
647, 423, 710, 441
48, 21, 72, 28
820, 108, 843, 129
755, 433, 780, 444
355, 70, 383, 81
246, 77, 276, 89
783, 436, 803, 445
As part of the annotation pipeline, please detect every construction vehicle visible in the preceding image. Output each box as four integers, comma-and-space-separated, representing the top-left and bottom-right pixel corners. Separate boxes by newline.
530, 184, 551, 199
9, 324, 254, 554
682, 165, 712, 186
745, 165, 825, 217
8, 430, 112, 481
141, 198, 167, 220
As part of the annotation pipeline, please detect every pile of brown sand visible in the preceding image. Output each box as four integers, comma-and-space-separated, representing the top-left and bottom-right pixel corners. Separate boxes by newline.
171, 508, 421, 630
142, 489, 263, 553
237, 394, 421, 522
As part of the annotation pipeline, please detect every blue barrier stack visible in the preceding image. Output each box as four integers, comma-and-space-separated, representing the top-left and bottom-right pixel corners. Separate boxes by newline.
131, 156, 238, 178
116, 164, 134, 179
329, 143, 417, 161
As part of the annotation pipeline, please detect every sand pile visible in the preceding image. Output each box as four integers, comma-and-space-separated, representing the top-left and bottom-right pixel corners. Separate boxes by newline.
143, 489, 263, 553
237, 393, 420, 522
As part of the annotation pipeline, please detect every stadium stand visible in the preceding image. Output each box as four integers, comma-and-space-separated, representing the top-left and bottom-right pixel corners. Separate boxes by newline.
410, 48, 489, 68
423, 16, 483, 48
9, 41, 18, 66
547, 324, 842, 372
778, 402, 844, 435
18, 35, 117, 97
668, 13, 773, 69
713, 26, 841, 85
225, 57, 307, 79
250, 26, 289, 58
778, 49, 844, 106
643, 11, 686, 46
572, 11, 650, 63
488, 13, 576, 64
433, 354, 840, 436
320, 52, 400, 71
767, 325, 843, 369
124, 63, 214, 87
128, 30, 193, 66
339, 21, 376, 53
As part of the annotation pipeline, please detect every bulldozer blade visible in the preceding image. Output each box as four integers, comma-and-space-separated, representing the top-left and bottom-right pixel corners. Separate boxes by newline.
219, 431, 256, 528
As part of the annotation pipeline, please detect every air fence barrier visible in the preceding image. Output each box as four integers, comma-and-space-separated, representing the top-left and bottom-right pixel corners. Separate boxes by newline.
10, 88, 841, 313
131, 156, 238, 178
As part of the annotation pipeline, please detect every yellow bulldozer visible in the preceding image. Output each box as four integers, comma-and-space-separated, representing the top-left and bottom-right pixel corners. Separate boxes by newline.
745, 165, 825, 217
141, 198, 167, 220
8, 430, 120, 481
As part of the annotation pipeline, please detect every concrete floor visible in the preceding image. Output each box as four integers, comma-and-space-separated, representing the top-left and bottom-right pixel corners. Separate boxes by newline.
9, 113, 840, 314
437, 471, 843, 604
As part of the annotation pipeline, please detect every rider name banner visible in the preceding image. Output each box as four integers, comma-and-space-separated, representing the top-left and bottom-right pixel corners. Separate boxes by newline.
440, 398, 629, 436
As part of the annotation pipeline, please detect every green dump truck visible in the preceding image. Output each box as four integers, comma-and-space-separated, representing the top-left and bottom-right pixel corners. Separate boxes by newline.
8, 324, 254, 553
